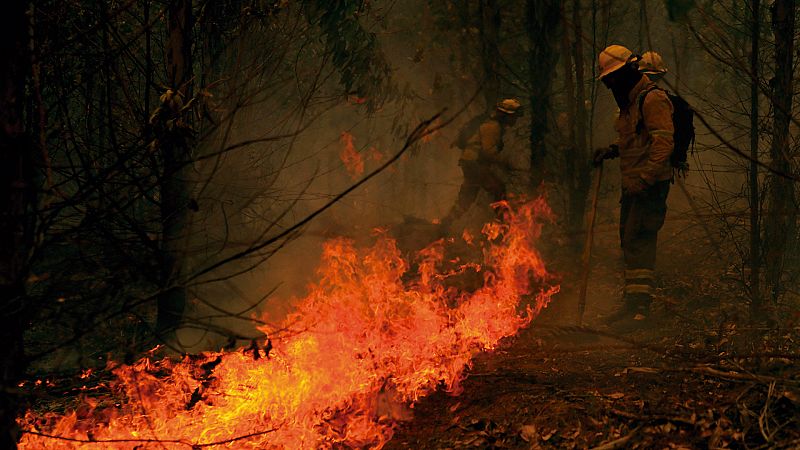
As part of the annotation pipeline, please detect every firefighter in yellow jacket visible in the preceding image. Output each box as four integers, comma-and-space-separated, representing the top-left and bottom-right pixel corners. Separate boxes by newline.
442, 98, 521, 228
593, 45, 674, 328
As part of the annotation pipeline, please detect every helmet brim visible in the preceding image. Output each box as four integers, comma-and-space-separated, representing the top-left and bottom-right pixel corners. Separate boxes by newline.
598, 60, 626, 80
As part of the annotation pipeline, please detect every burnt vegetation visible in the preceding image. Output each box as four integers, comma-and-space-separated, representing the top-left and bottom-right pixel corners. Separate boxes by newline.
2, 0, 800, 448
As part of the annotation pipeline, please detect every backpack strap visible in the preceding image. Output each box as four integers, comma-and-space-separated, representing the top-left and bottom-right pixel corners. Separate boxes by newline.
635, 86, 662, 134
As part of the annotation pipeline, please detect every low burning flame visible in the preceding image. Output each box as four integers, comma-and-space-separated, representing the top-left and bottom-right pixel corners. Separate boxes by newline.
339, 131, 364, 179
20, 198, 558, 449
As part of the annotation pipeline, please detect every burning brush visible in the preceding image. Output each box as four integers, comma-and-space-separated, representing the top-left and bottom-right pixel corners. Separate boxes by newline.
19, 197, 558, 449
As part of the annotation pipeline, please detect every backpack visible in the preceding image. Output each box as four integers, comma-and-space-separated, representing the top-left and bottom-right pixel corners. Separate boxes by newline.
637, 88, 695, 172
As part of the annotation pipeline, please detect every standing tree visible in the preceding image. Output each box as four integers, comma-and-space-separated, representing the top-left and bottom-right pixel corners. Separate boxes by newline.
570, 0, 590, 237
748, 0, 762, 317
155, 0, 195, 339
479, 0, 502, 107
558, 0, 592, 245
15, 0, 397, 361
0, 0, 36, 445
665, 0, 800, 318
526, 0, 562, 187
763, 0, 796, 304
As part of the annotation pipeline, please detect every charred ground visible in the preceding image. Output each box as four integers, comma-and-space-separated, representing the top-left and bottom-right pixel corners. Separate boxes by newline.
387, 214, 800, 449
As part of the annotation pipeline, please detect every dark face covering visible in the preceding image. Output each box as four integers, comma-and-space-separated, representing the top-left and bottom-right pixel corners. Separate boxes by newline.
497, 112, 518, 127
602, 64, 642, 109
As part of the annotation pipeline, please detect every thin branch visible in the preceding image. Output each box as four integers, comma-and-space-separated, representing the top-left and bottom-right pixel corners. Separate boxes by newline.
21, 426, 280, 448
184, 109, 457, 285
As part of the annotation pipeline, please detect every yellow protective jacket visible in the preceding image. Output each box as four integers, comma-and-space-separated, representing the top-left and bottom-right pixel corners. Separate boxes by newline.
614, 76, 674, 185
460, 118, 506, 165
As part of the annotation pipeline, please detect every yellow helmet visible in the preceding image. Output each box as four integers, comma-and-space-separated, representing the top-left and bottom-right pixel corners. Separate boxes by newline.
639, 51, 668, 77
496, 98, 521, 114
598, 44, 633, 80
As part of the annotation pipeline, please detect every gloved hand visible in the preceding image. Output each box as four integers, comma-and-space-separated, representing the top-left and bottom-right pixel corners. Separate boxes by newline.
622, 175, 649, 196
592, 144, 620, 167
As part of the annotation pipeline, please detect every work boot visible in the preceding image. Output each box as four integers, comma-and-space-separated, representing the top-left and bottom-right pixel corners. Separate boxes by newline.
609, 303, 650, 333
601, 294, 651, 329
601, 300, 635, 325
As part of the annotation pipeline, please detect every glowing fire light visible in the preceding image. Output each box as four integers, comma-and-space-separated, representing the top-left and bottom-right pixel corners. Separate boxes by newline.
20, 198, 558, 449
339, 131, 364, 179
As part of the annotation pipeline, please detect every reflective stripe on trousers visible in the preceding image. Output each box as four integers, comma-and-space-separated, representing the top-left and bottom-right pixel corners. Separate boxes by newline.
619, 181, 670, 301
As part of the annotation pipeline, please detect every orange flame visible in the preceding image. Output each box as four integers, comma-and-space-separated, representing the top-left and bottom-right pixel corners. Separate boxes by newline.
367, 146, 383, 163
339, 131, 364, 179
20, 197, 558, 449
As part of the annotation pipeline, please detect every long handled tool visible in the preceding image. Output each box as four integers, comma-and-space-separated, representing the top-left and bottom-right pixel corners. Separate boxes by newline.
577, 164, 603, 325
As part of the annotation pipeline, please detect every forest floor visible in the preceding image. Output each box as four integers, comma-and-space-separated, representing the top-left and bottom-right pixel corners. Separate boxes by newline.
20, 195, 800, 449
386, 215, 800, 449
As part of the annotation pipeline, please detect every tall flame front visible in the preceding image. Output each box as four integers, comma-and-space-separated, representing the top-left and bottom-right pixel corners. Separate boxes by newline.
20, 198, 559, 449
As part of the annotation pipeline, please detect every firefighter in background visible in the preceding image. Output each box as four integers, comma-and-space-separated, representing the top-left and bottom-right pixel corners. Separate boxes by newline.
441, 98, 521, 228
593, 45, 674, 328
639, 51, 668, 83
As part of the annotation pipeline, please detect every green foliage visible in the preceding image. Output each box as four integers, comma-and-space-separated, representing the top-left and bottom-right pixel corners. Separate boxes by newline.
149, 88, 196, 152
305, 0, 394, 110
665, 0, 696, 21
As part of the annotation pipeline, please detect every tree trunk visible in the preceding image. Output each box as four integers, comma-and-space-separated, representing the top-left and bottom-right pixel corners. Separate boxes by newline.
563, 0, 591, 245
144, 0, 152, 135
570, 0, 590, 243
0, 1, 34, 447
526, 0, 562, 187
764, 0, 796, 303
748, 0, 762, 318
559, 2, 579, 242
478, 0, 501, 107
157, 0, 194, 340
